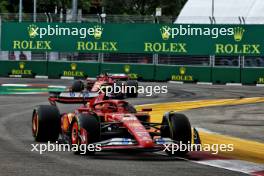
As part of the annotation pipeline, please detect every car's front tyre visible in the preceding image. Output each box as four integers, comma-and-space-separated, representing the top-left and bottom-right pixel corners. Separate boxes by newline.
32, 105, 61, 142
70, 114, 100, 155
160, 112, 192, 156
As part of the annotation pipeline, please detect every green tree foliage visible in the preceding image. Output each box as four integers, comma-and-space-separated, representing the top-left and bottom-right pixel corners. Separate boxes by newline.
37, 0, 91, 13
1, 0, 186, 16
1, 0, 91, 14
0, 0, 9, 13
102, 0, 187, 16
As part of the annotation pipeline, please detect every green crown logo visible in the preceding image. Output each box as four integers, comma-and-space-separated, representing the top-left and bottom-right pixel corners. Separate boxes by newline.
124, 65, 130, 73
179, 67, 186, 75
160, 26, 171, 40
27, 24, 38, 38
71, 63, 77, 71
94, 25, 103, 39
19, 62, 25, 70
233, 27, 245, 42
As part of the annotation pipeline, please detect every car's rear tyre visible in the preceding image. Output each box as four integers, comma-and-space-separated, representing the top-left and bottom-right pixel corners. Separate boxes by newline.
32, 105, 60, 142
71, 80, 84, 92
126, 80, 138, 98
71, 114, 100, 155
161, 113, 192, 156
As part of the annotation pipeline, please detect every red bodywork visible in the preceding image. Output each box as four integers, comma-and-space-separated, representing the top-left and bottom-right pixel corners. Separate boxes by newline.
49, 93, 167, 151
91, 94, 154, 149
86, 73, 129, 92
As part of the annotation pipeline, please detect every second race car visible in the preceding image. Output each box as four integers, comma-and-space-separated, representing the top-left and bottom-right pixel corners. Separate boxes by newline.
71, 72, 138, 98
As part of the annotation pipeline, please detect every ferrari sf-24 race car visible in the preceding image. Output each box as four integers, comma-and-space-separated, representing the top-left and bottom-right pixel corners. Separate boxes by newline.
71, 72, 138, 98
32, 92, 200, 156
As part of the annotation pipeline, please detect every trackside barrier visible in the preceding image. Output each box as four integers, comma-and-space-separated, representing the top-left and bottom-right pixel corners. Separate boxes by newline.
0, 60, 264, 84
2, 23, 264, 57
212, 68, 241, 84
155, 65, 211, 82
100, 63, 155, 80
47, 61, 100, 79
0, 60, 47, 77
241, 68, 264, 84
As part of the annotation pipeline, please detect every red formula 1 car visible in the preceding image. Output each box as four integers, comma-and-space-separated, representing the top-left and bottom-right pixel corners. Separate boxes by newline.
32, 92, 199, 156
71, 73, 138, 98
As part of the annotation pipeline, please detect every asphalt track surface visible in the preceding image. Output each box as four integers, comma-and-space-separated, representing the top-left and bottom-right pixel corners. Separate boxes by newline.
0, 78, 263, 176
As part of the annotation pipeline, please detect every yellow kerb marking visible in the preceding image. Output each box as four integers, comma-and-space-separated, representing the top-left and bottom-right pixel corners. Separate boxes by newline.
136, 97, 264, 163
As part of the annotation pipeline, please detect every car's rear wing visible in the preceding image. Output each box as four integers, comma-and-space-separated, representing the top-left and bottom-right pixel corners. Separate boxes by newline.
48, 91, 99, 105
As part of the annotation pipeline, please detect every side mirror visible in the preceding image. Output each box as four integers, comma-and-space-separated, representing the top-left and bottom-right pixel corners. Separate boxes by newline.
141, 108, 152, 112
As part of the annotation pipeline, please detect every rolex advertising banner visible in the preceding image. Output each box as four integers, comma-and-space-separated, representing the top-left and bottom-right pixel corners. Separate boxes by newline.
1, 22, 263, 56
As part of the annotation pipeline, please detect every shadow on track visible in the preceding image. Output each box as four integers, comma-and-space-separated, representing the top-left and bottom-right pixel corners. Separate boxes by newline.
78, 151, 185, 162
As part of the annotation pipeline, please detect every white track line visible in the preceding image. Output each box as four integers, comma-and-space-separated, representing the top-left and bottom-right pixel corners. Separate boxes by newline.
5, 92, 48, 95
1, 84, 66, 89
155, 151, 264, 175
226, 83, 243, 86
60, 76, 74, 80
1, 84, 29, 87
195, 159, 264, 175
155, 126, 264, 175
9, 75, 22, 78
197, 82, 213, 85
48, 85, 67, 89
35, 75, 48, 79
168, 81, 184, 84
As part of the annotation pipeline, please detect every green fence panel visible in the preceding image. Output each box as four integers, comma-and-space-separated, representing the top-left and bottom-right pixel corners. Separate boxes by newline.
241, 68, 264, 84
0, 61, 16, 76
0, 60, 47, 77
155, 65, 211, 82
2, 22, 264, 56
100, 63, 155, 80
1, 60, 263, 84
47, 61, 100, 78
212, 67, 240, 83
